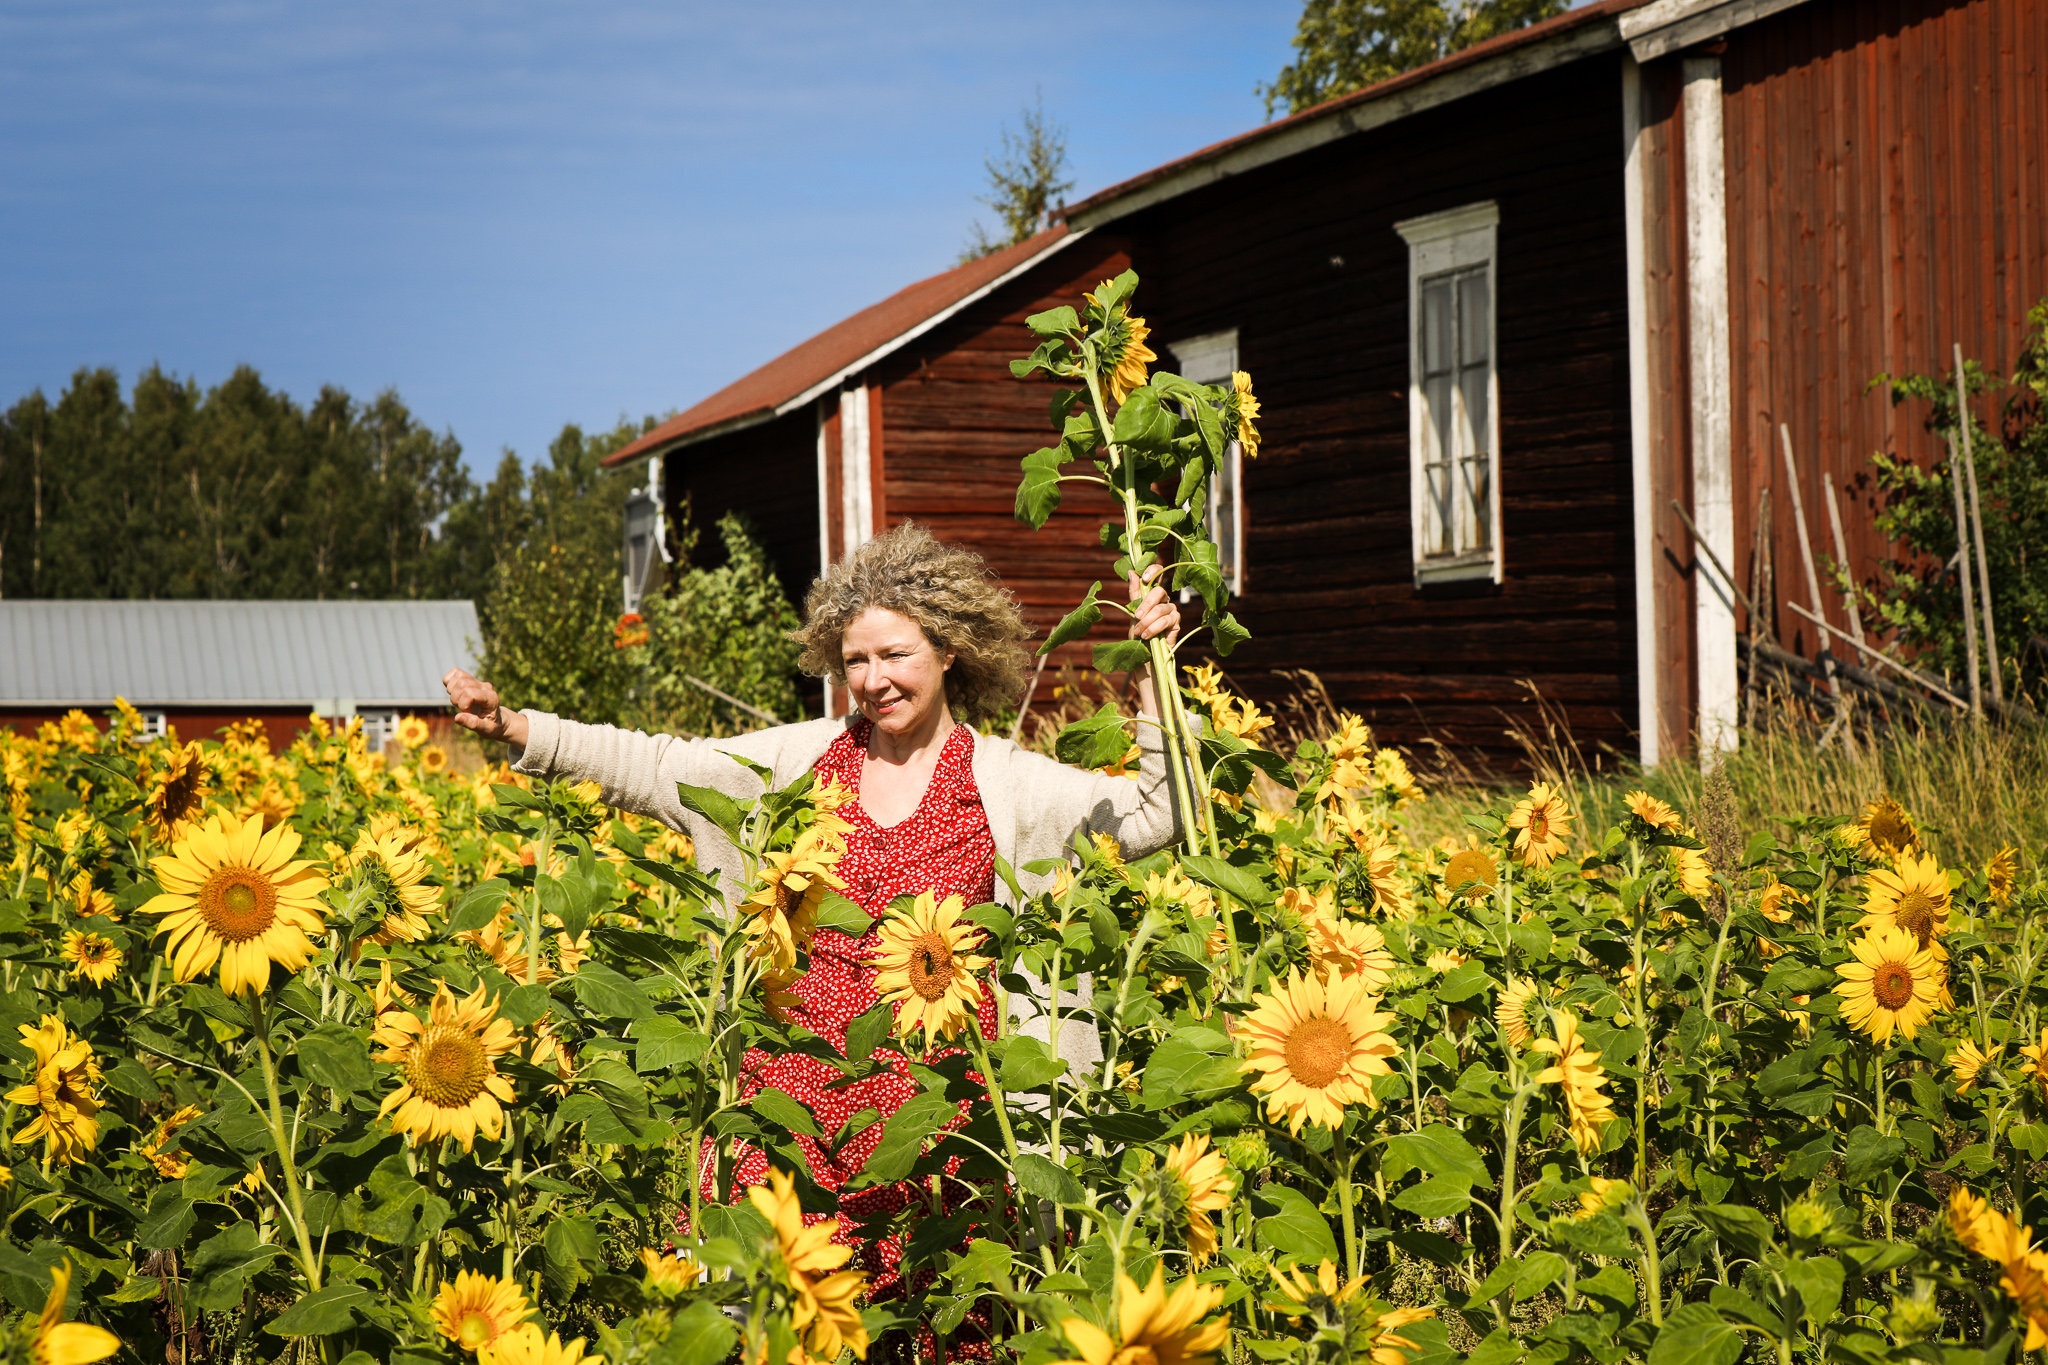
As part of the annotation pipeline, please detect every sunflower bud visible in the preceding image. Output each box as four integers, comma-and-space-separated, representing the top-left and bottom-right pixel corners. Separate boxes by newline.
1885, 1291, 1944, 1342
1225, 1130, 1273, 1172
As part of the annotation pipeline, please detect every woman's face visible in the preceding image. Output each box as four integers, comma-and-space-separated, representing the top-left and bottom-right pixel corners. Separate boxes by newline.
841, 607, 954, 737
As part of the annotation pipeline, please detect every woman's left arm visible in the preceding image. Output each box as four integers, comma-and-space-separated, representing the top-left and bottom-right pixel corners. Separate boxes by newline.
1089, 568, 1185, 858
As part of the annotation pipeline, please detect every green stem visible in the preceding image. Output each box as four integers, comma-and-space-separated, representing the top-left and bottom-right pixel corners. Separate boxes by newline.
1499, 1082, 1531, 1267
1625, 1201, 1663, 1327
970, 1029, 1056, 1275
1336, 1126, 1360, 1280
250, 993, 322, 1290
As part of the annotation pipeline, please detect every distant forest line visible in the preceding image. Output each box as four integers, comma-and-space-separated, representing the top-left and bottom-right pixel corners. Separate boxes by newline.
0, 365, 657, 634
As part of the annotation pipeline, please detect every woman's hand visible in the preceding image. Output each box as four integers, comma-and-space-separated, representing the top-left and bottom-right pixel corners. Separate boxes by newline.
1128, 566, 1181, 720
1127, 566, 1180, 645
443, 669, 530, 747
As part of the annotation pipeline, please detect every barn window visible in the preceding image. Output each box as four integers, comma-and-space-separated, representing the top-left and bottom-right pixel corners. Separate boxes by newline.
1165, 329, 1245, 597
1395, 202, 1501, 585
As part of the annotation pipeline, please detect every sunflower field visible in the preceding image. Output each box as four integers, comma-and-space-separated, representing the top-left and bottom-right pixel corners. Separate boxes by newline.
4, 271, 2048, 1365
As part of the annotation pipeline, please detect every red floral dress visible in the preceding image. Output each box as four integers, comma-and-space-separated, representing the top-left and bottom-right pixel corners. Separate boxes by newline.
707, 719, 1000, 1320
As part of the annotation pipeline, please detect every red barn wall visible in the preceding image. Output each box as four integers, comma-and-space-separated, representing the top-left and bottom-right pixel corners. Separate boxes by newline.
1108, 59, 1639, 766
868, 235, 1136, 721
1646, 0, 2048, 702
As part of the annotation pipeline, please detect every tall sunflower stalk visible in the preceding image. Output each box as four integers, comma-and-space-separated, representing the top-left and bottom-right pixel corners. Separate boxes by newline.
1010, 270, 1259, 857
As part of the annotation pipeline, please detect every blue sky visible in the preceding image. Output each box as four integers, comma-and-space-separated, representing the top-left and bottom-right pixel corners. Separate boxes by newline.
2, 1, 1298, 476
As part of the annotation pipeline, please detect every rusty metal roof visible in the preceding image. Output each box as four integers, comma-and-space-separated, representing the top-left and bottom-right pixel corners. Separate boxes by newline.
602, 224, 1085, 466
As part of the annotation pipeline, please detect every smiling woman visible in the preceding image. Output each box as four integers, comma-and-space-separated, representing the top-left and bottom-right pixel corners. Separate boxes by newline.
439, 520, 1182, 1333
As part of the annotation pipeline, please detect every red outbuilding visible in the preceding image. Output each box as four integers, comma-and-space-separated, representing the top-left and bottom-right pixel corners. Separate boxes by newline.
607, 0, 2046, 766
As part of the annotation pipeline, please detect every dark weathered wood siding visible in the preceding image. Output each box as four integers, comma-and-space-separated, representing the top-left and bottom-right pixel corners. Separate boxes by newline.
869, 236, 1137, 715
1112, 59, 1638, 763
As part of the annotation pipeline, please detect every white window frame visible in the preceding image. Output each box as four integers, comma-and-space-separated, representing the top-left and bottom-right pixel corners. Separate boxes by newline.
1164, 329, 1245, 598
1395, 201, 1502, 586
137, 711, 169, 741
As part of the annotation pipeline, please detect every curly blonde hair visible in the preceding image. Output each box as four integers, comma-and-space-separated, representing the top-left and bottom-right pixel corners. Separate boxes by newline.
795, 523, 1032, 727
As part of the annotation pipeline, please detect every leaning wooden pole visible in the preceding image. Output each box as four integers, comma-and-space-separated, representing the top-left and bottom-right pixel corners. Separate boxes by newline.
1955, 343, 2003, 709
1778, 425, 1838, 696
1943, 407, 1983, 717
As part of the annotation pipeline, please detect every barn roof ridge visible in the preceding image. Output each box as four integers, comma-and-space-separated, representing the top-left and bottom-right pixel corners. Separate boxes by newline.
602, 224, 1088, 466
603, 0, 1808, 468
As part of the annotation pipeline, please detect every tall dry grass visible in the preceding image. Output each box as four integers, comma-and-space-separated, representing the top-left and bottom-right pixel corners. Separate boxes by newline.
1394, 683, 2048, 871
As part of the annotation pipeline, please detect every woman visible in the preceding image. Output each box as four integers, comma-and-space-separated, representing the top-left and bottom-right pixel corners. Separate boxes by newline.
441, 523, 1182, 1318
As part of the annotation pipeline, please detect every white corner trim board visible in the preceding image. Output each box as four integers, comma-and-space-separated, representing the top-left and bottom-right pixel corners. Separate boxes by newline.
1621, 57, 1661, 767
1682, 58, 1740, 754
839, 385, 874, 558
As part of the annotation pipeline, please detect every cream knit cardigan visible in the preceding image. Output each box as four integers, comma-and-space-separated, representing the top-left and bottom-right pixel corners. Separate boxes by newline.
508, 709, 1183, 1066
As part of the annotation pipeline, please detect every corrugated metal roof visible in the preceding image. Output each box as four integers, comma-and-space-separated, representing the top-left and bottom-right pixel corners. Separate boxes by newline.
0, 601, 480, 706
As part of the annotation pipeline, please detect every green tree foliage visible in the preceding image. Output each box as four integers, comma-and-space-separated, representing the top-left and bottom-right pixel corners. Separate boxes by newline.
1259, 0, 1566, 117
629, 512, 805, 737
1861, 301, 2048, 699
960, 97, 1074, 263
0, 365, 467, 600
469, 419, 657, 723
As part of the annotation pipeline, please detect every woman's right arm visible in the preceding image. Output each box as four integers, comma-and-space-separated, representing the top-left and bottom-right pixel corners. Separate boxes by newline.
443, 669, 733, 827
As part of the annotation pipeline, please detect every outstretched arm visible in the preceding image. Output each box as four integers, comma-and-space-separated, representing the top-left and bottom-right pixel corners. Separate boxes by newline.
443, 669, 529, 749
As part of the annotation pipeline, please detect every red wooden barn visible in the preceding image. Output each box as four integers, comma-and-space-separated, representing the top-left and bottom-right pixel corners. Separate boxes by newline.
608, 0, 2046, 766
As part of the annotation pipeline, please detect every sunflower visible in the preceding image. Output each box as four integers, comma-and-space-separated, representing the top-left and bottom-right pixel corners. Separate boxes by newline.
2021, 1028, 2048, 1100
140, 815, 327, 995
59, 931, 123, 986
1852, 796, 1920, 859
432, 1270, 532, 1354
1363, 1308, 1438, 1365
1986, 846, 2019, 904
1949, 1187, 1997, 1255
141, 741, 210, 840
1836, 926, 1942, 1044
740, 832, 845, 972
7, 1016, 103, 1167
1952, 1196, 2048, 1351
638, 1248, 705, 1295
1271, 1258, 1364, 1308
1671, 844, 1713, 900
749, 1169, 870, 1362
138, 1103, 202, 1179
1505, 783, 1571, 868
1372, 748, 1424, 806
1623, 790, 1682, 832
1053, 1266, 1228, 1365
872, 891, 990, 1043
29, 1261, 120, 1365
1303, 912, 1394, 990
397, 715, 431, 749
1496, 978, 1540, 1048
1354, 826, 1412, 918
1530, 1011, 1616, 1155
1572, 1176, 1634, 1221
1425, 949, 1467, 973
346, 824, 442, 943
1857, 848, 1951, 947
1950, 1038, 1999, 1095
373, 983, 519, 1150
1165, 1133, 1235, 1264
753, 965, 805, 1026
1082, 282, 1158, 405
1144, 866, 1215, 919
1442, 847, 1497, 901
1090, 830, 1127, 873
1240, 969, 1398, 1134
479, 1325, 601, 1365
1229, 371, 1262, 459
238, 780, 298, 832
